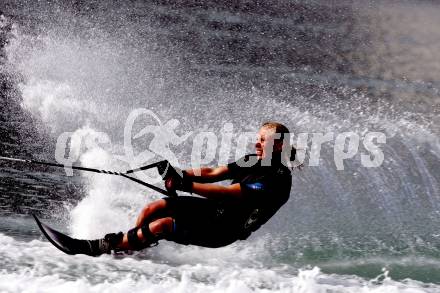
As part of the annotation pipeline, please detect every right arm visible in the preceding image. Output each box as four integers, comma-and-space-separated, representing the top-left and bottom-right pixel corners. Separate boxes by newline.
184, 166, 230, 183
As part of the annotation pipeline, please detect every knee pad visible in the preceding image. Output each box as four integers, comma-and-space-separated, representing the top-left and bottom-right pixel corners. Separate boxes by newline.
127, 226, 158, 250
127, 228, 144, 250
141, 225, 159, 246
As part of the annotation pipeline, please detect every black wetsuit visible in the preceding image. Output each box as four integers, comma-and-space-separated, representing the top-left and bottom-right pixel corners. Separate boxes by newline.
165, 154, 292, 248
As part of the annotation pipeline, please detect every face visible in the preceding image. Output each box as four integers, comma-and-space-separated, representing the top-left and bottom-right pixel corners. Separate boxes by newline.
255, 127, 283, 160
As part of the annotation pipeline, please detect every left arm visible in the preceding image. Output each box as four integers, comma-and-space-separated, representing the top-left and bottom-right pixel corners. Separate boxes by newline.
191, 182, 242, 200
165, 167, 243, 200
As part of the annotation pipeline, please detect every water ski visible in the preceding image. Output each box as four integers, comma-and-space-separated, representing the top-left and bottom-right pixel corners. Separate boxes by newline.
33, 215, 91, 255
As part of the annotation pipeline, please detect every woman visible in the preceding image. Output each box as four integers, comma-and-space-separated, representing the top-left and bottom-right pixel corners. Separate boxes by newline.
83, 122, 297, 256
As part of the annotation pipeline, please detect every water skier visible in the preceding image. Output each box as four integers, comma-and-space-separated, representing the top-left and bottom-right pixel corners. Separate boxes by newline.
77, 122, 298, 256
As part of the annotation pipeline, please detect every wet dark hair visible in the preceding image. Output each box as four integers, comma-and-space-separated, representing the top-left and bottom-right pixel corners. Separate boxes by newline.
262, 122, 289, 142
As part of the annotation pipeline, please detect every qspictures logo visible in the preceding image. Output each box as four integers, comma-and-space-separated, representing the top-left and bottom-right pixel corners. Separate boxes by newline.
54, 108, 386, 181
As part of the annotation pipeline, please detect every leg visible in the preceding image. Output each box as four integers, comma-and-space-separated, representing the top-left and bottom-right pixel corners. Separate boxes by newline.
85, 197, 233, 255
135, 199, 169, 227
85, 201, 173, 256
85, 217, 174, 256
117, 217, 174, 250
